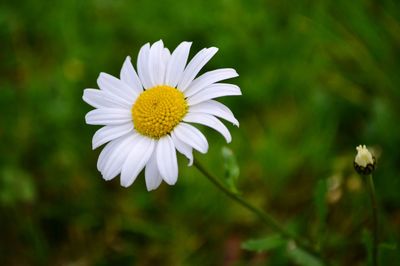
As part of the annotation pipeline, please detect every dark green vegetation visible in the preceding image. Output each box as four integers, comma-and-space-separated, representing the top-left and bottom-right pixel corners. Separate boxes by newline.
1, 0, 400, 265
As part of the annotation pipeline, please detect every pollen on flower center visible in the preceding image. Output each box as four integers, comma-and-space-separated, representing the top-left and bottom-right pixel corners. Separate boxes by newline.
132, 85, 187, 138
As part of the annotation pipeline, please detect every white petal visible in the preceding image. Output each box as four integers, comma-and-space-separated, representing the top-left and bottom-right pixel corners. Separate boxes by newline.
120, 135, 155, 187
173, 122, 208, 154
145, 152, 163, 191
97, 137, 122, 172
171, 131, 193, 166
189, 100, 239, 126
163, 48, 171, 68
156, 135, 178, 185
187, 83, 241, 106
165, 42, 192, 88
177, 47, 218, 92
148, 40, 165, 87
184, 68, 238, 98
137, 43, 153, 89
120, 56, 143, 94
92, 123, 134, 149
85, 108, 132, 125
97, 72, 137, 103
183, 113, 231, 143
101, 134, 138, 181
83, 89, 130, 109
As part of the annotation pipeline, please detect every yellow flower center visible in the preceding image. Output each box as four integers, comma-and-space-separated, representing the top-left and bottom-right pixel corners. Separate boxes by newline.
132, 85, 188, 139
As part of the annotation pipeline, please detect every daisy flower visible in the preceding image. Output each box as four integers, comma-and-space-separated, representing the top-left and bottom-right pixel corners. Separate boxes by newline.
83, 40, 241, 190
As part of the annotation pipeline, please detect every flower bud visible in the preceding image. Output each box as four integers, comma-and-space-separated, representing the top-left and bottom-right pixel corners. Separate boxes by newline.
354, 145, 376, 175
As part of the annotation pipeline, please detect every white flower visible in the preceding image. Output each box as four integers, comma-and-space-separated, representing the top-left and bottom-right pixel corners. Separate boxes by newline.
354, 145, 375, 175
83, 40, 241, 191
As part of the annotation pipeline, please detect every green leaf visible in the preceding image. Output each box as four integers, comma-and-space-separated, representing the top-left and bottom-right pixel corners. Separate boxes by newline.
221, 146, 240, 194
287, 243, 324, 266
241, 234, 286, 252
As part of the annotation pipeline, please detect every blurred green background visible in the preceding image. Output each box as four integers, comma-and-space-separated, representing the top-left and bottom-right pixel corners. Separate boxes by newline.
1, 0, 400, 265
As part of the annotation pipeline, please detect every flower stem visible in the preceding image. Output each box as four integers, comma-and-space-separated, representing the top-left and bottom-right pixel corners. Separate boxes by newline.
367, 174, 379, 266
193, 159, 325, 263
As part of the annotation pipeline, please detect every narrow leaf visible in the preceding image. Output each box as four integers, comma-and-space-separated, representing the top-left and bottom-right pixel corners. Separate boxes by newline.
241, 234, 286, 252
287, 243, 324, 266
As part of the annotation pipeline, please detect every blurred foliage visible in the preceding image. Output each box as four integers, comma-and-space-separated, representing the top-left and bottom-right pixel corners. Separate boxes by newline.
1, 0, 400, 265
221, 146, 240, 194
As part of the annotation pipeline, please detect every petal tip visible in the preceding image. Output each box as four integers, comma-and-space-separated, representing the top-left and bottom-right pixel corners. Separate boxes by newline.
201, 148, 209, 154
146, 183, 160, 191
82, 95, 88, 104
97, 72, 107, 83
166, 179, 177, 186
84, 113, 90, 124
209, 47, 219, 52
101, 172, 114, 182
120, 180, 131, 188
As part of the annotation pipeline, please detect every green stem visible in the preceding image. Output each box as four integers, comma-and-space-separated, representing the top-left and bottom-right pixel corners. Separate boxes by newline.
367, 174, 379, 266
193, 159, 325, 262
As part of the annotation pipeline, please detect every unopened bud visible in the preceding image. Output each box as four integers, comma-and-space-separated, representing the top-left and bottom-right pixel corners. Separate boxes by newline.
354, 145, 376, 175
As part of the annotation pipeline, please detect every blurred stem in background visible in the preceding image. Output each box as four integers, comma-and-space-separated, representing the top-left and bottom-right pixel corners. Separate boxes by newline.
193, 159, 328, 265
367, 174, 379, 266
354, 145, 379, 265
